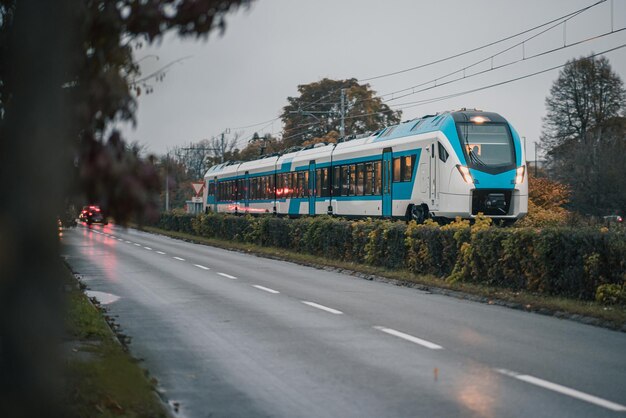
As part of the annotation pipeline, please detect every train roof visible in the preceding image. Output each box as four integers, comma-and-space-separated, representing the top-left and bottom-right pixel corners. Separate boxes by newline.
204, 109, 507, 178
372, 109, 507, 144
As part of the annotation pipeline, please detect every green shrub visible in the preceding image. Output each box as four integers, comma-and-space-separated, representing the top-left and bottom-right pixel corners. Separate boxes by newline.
157, 213, 195, 234
154, 211, 626, 302
595, 284, 626, 305
349, 220, 377, 263
364, 221, 406, 269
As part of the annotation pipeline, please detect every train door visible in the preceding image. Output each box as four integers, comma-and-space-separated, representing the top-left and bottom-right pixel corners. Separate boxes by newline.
428, 142, 439, 207
308, 161, 316, 215
382, 149, 392, 217
244, 171, 250, 210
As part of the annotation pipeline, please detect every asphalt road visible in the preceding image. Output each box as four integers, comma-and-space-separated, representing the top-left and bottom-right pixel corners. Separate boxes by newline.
62, 223, 626, 418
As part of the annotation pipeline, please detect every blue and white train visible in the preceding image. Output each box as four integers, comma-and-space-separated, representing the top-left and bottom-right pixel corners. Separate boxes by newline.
203, 109, 528, 222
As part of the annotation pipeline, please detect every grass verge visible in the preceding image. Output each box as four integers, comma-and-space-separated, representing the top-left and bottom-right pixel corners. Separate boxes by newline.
140, 225, 626, 331
64, 268, 168, 417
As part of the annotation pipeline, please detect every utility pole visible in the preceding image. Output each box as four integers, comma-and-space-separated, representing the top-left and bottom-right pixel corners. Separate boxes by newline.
165, 151, 170, 212
534, 142, 538, 177
219, 128, 230, 163
340, 88, 346, 138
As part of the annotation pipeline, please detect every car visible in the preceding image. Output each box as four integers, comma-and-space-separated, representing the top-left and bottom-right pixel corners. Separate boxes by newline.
79, 205, 107, 225
603, 215, 623, 224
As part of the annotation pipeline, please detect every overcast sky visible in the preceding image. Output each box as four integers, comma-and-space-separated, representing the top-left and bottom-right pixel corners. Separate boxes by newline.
120, 0, 626, 160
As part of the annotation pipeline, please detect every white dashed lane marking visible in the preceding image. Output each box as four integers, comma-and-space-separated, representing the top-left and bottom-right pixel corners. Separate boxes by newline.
156, 251, 166, 255
194, 264, 210, 270
301, 301, 343, 315
173, 257, 185, 261
496, 369, 626, 412
144, 247, 152, 250
374, 326, 443, 350
252, 285, 280, 294
217, 272, 237, 280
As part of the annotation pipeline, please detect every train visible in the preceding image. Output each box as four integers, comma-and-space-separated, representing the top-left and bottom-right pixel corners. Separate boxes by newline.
203, 109, 528, 222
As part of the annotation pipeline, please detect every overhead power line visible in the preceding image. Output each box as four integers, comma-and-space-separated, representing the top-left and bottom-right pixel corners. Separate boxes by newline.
277, 42, 626, 142
358, 0, 607, 82
227, 0, 607, 136
384, 44, 626, 111
376, 27, 626, 105
206, 0, 613, 152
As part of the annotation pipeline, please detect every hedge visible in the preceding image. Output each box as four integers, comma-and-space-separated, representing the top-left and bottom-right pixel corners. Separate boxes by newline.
152, 212, 626, 303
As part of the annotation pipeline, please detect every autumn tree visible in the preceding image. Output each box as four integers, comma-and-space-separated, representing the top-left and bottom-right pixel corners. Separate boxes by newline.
541, 55, 625, 214
517, 174, 571, 227
281, 78, 401, 148
0, 1, 250, 414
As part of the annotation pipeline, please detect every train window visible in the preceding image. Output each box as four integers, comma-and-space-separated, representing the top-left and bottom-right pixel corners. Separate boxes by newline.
364, 163, 373, 195
315, 169, 322, 197
332, 166, 341, 197
438, 142, 449, 162
356, 164, 365, 195
288, 172, 294, 198
403, 155, 415, 182
276, 174, 284, 198
321, 168, 330, 197
349, 165, 356, 195
303, 171, 309, 197
341, 166, 349, 196
208, 183, 215, 196
374, 161, 382, 195
393, 158, 401, 182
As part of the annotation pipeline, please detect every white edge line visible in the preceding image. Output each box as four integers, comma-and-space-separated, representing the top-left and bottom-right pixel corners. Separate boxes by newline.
194, 264, 210, 270
302, 301, 343, 315
173, 256, 185, 261
252, 285, 279, 294
374, 326, 443, 350
217, 272, 237, 280
156, 251, 166, 255
495, 369, 626, 412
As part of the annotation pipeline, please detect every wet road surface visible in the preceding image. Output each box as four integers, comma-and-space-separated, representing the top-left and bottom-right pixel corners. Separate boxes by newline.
62, 223, 626, 417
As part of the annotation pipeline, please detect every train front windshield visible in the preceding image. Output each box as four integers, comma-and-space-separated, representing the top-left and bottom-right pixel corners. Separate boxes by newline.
457, 123, 515, 171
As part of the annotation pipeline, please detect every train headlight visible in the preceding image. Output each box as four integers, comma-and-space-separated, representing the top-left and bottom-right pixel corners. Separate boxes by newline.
514, 165, 525, 184
456, 165, 474, 184
470, 116, 490, 124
